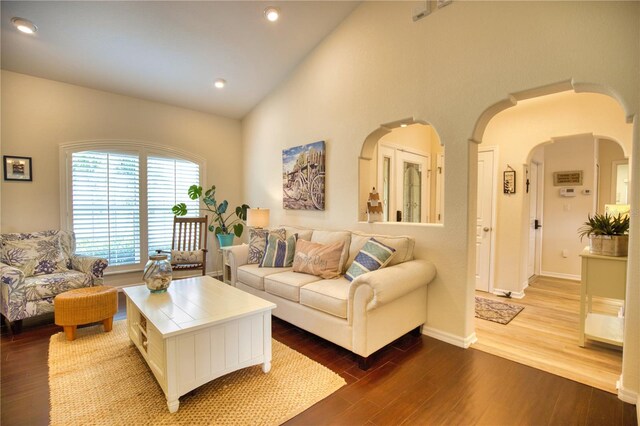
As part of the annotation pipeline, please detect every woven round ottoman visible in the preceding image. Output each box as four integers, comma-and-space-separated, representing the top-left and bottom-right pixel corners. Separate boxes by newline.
54, 286, 118, 341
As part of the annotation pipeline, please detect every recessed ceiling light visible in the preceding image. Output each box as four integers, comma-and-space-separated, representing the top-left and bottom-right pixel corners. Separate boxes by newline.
214, 78, 226, 89
11, 17, 37, 34
400, 123, 408, 128
264, 7, 280, 22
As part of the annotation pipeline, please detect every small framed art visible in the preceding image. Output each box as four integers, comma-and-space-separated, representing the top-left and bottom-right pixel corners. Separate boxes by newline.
3, 156, 32, 182
503, 169, 516, 194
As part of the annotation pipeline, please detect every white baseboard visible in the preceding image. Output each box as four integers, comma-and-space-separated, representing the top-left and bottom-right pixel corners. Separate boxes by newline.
423, 326, 477, 348
616, 375, 638, 404
540, 271, 581, 281
492, 287, 526, 299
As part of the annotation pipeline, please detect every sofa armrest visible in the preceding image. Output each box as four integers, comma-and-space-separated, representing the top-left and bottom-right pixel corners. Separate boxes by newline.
0, 262, 27, 320
349, 259, 436, 313
0, 262, 25, 287
71, 255, 109, 284
226, 244, 249, 285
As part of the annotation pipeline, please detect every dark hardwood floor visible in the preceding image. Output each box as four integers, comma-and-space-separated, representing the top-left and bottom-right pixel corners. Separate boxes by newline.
1, 292, 637, 425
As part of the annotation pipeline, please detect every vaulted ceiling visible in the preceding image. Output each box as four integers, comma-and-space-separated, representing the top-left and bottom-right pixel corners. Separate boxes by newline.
1, 1, 360, 119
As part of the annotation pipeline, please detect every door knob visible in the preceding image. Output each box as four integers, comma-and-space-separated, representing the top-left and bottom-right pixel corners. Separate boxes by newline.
483, 227, 491, 232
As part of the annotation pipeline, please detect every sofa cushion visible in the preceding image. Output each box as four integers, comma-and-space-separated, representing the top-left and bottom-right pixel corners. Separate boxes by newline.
299, 278, 350, 319
2, 234, 70, 277
281, 226, 313, 241
24, 270, 92, 301
345, 238, 396, 282
237, 264, 292, 290
293, 239, 344, 279
264, 271, 321, 302
347, 232, 414, 268
260, 234, 297, 268
248, 228, 286, 264
310, 230, 351, 274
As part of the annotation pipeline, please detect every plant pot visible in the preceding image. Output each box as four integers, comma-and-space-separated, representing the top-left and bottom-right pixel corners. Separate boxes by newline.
217, 233, 235, 247
589, 235, 628, 257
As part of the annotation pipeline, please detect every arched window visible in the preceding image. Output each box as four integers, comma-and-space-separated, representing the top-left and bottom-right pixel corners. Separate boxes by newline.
60, 141, 204, 272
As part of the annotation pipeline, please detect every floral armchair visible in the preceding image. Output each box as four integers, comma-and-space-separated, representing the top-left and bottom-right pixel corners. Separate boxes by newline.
0, 230, 108, 332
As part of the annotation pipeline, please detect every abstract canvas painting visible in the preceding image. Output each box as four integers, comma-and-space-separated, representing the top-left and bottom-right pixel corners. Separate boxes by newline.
282, 141, 325, 210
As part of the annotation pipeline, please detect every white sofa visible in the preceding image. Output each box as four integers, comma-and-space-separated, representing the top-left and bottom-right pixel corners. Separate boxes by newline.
226, 226, 436, 368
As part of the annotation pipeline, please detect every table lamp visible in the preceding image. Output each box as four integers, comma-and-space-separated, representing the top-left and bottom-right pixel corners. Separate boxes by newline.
246, 208, 270, 229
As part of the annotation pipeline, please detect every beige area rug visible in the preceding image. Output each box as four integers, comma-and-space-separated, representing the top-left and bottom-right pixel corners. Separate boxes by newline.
49, 321, 346, 425
475, 296, 524, 325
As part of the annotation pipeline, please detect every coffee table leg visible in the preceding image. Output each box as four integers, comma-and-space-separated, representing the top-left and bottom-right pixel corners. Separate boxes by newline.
167, 398, 179, 413
262, 311, 272, 373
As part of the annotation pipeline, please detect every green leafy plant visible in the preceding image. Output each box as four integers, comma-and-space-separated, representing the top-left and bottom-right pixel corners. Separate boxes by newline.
172, 185, 249, 237
577, 212, 630, 241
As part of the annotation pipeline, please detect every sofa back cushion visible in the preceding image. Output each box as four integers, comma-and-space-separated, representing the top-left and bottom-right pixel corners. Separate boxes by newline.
310, 230, 351, 273
347, 232, 414, 268
1, 230, 75, 259
293, 239, 344, 279
1, 232, 70, 276
280, 225, 313, 241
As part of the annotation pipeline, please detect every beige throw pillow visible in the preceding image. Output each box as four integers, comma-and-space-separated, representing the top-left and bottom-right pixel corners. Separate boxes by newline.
293, 239, 344, 279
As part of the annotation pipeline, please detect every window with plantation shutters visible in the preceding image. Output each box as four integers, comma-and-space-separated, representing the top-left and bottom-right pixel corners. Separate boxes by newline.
147, 156, 200, 256
62, 142, 204, 272
71, 151, 141, 266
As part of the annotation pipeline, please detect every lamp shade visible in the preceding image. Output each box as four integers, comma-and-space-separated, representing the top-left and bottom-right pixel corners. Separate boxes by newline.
246, 208, 270, 228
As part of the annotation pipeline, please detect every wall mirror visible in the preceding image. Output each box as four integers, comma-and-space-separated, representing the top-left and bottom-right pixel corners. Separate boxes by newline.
595, 138, 628, 214
359, 120, 444, 224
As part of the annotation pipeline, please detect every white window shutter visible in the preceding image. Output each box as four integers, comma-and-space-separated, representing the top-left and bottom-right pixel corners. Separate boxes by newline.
71, 151, 140, 266
147, 156, 200, 256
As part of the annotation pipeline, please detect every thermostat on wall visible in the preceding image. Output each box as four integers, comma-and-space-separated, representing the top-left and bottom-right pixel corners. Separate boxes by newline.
560, 188, 576, 197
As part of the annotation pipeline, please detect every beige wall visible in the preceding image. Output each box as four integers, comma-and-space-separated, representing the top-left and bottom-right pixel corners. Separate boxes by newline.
241, 1, 640, 398
541, 135, 596, 278
1, 71, 243, 285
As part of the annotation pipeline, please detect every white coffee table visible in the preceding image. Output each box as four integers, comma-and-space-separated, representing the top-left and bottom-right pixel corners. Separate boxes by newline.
123, 276, 276, 413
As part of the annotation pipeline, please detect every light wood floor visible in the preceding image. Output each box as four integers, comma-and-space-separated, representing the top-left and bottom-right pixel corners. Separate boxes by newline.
473, 276, 623, 394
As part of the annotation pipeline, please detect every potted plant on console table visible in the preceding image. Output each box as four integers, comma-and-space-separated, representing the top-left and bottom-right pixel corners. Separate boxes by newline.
578, 212, 630, 257
173, 184, 249, 247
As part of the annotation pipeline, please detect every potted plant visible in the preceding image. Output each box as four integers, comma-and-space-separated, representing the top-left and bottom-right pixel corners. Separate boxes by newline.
578, 212, 629, 256
172, 185, 249, 247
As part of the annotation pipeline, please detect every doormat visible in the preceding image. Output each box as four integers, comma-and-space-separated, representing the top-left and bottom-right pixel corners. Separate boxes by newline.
475, 296, 524, 325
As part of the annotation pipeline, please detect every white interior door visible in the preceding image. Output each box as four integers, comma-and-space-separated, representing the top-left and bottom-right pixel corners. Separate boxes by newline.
527, 162, 540, 279
435, 153, 444, 224
476, 150, 495, 292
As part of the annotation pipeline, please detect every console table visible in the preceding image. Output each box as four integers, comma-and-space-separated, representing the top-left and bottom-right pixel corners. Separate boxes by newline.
579, 248, 627, 347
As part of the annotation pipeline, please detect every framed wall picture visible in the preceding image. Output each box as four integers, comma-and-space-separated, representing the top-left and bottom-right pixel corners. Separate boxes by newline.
503, 169, 516, 194
3, 156, 32, 182
282, 141, 325, 210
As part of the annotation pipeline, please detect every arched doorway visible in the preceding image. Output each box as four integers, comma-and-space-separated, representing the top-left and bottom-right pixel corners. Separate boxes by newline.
469, 83, 636, 400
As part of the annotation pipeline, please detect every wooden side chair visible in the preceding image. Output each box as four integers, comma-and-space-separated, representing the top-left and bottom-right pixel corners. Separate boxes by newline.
170, 216, 208, 276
